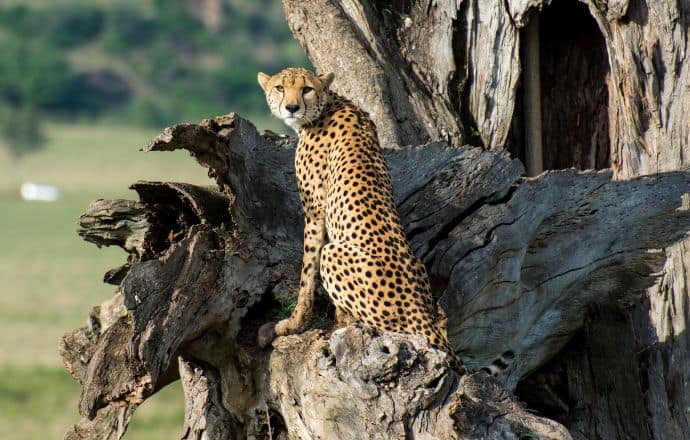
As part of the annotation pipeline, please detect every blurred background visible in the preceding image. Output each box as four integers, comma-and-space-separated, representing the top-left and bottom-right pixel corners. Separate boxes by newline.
0, 0, 308, 438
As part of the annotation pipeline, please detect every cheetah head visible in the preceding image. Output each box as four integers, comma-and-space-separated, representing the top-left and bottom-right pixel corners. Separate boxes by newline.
257, 67, 334, 131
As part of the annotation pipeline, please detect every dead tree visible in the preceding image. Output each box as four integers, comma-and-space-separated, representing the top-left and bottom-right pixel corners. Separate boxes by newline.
61, 1, 690, 439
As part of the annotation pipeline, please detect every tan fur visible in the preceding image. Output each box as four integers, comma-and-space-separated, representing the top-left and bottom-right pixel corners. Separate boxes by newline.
258, 67, 464, 372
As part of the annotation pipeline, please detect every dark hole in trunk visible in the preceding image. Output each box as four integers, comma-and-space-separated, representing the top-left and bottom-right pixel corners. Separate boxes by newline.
508, 1, 611, 171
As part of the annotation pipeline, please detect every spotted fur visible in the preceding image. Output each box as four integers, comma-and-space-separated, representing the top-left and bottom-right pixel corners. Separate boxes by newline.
258, 67, 464, 373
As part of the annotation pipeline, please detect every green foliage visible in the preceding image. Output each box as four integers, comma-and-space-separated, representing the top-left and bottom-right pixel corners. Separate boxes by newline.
102, 4, 157, 54
0, 36, 70, 110
152, 0, 205, 37
43, 4, 105, 48
127, 97, 178, 128
0, 106, 44, 158
0, 35, 69, 158
0, 5, 42, 37
0, 3, 105, 48
49, 71, 131, 115
277, 299, 297, 320
0, 0, 311, 129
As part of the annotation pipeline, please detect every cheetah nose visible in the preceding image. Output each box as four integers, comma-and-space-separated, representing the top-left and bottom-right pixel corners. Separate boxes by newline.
285, 104, 300, 114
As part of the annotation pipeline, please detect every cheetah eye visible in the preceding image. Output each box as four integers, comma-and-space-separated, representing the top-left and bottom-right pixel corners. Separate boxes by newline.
302, 86, 314, 95
275, 85, 284, 93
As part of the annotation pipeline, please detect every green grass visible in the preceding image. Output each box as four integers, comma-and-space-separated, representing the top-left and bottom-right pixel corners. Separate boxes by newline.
14, 122, 214, 195
0, 366, 184, 439
0, 366, 80, 439
276, 299, 297, 320
0, 122, 212, 438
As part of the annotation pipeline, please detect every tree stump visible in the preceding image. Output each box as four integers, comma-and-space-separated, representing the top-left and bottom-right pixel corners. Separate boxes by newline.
60, 114, 690, 439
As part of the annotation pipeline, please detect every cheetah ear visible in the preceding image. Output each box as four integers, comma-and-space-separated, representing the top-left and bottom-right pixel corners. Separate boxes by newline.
319, 72, 335, 89
257, 72, 271, 91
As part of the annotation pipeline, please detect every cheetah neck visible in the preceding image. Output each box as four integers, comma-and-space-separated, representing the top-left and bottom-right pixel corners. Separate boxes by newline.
297, 92, 355, 136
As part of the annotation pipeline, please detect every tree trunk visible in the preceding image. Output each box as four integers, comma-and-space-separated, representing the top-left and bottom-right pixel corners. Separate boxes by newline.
60, 1, 690, 438
282, 1, 690, 437
585, 2, 690, 439
61, 113, 690, 439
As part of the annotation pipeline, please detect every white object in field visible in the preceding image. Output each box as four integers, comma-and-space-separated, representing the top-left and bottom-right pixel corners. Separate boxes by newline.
20, 182, 61, 202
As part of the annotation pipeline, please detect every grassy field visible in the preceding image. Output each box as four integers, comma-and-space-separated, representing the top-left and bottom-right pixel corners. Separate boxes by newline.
0, 122, 216, 439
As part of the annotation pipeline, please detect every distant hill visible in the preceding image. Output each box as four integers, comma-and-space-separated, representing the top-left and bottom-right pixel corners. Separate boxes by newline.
0, 0, 310, 128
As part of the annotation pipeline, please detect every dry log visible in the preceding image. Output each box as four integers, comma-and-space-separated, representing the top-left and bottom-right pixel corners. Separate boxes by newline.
60, 113, 690, 439
283, 2, 690, 437
282, 0, 526, 150
283, 0, 466, 148
179, 357, 242, 439
264, 326, 571, 439
584, 2, 690, 438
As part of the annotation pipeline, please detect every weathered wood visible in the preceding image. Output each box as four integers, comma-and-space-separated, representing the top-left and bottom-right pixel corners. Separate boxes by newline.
435, 167, 690, 388
585, 2, 690, 439
143, 115, 303, 241
283, 0, 465, 148
283, 0, 527, 150
61, 113, 690, 438
179, 357, 241, 439
284, 2, 690, 437
64, 405, 136, 440
77, 199, 147, 253
76, 199, 147, 284
501, 2, 690, 438
265, 326, 572, 439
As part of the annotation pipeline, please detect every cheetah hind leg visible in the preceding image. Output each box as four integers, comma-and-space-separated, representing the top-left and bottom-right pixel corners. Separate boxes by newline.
319, 242, 383, 328
321, 242, 465, 374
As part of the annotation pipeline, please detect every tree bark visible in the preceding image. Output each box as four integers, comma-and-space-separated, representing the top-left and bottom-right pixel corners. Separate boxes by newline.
282, 1, 690, 438
60, 0, 690, 438
282, 0, 525, 150
584, 2, 690, 439
60, 113, 690, 439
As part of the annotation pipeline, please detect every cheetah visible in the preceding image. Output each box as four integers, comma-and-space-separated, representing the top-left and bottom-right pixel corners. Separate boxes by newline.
256, 67, 464, 373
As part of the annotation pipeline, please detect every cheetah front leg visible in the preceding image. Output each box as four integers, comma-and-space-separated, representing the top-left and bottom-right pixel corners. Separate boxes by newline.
257, 212, 326, 347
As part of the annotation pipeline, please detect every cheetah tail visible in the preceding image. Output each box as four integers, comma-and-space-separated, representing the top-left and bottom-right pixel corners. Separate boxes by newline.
479, 350, 516, 377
